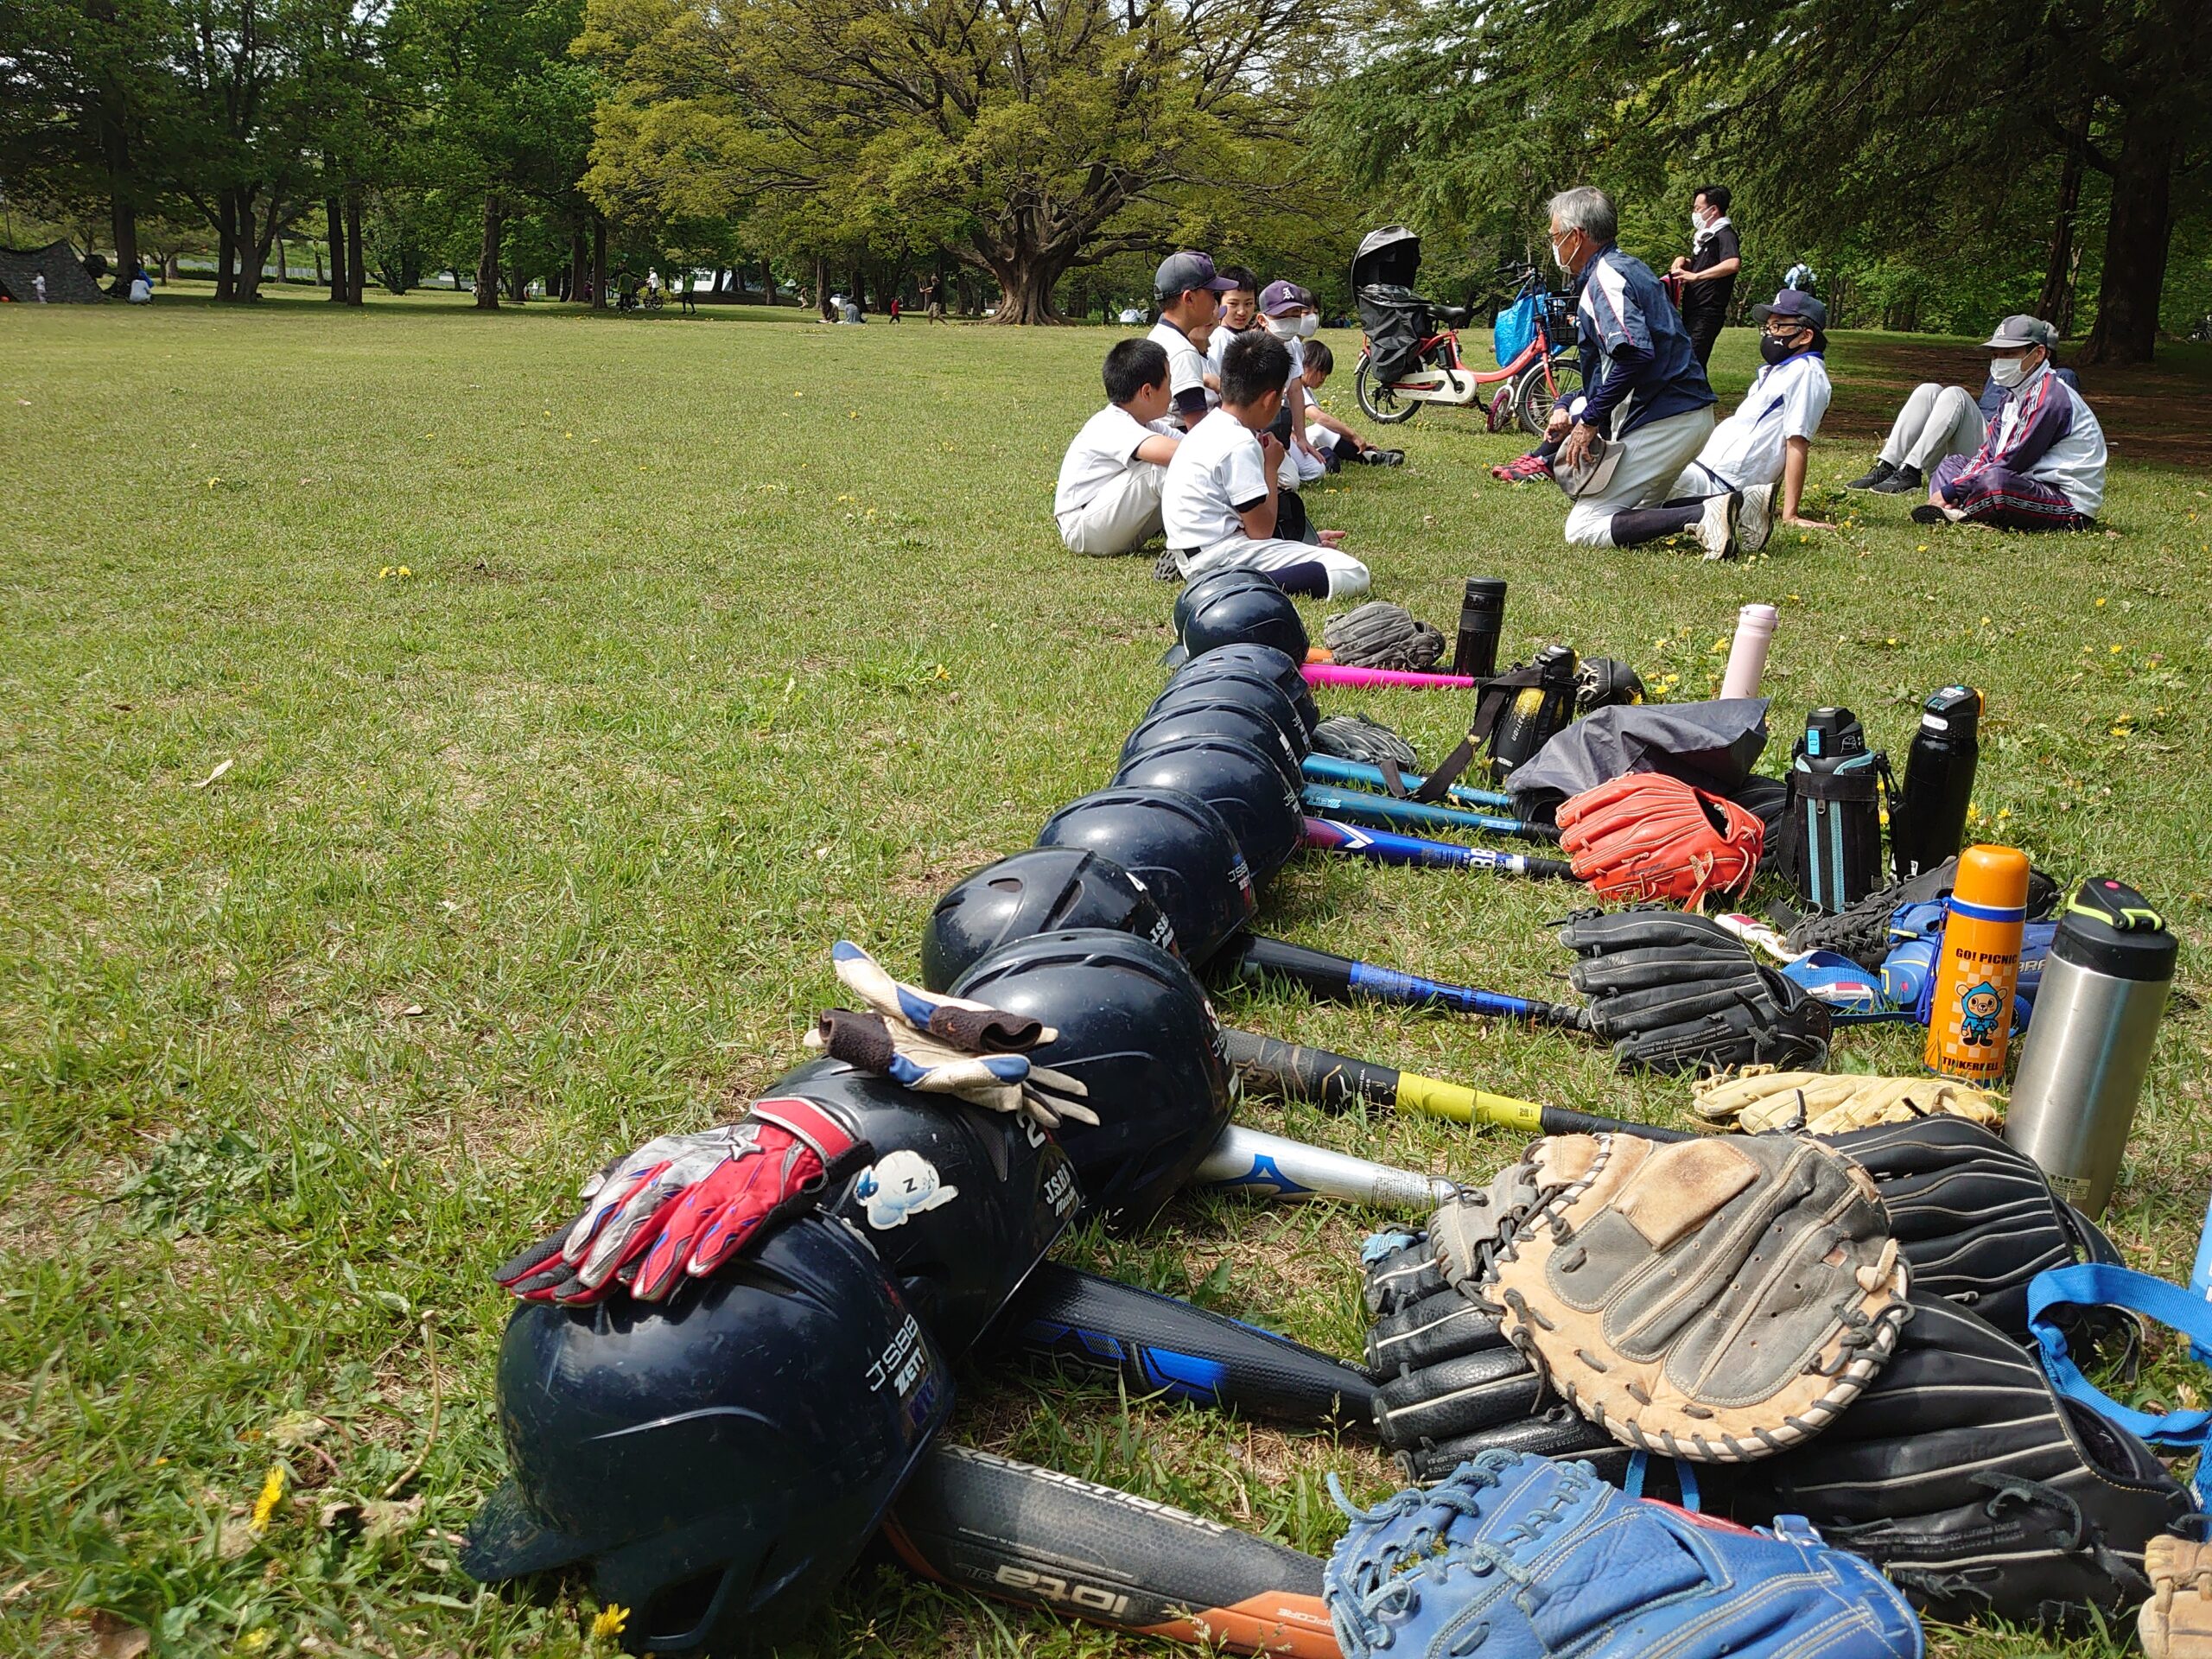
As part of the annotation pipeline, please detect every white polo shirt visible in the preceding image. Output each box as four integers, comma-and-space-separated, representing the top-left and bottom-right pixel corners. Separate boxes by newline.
1163, 410, 1268, 550
1054, 404, 1177, 519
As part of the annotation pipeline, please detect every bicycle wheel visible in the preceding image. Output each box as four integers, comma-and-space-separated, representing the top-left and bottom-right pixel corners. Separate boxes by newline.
1354, 352, 1420, 425
1516, 354, 1583, 435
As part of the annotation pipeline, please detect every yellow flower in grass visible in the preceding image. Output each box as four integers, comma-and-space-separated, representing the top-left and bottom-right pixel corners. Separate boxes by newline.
250, 1465, 285, 1533
591, 1605, 630, 1641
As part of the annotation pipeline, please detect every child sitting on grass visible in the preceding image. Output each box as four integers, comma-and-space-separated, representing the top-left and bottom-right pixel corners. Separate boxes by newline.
1294, 342, 1404, 475
1160, 333, 1371, 599
1054, 339, 1182, 556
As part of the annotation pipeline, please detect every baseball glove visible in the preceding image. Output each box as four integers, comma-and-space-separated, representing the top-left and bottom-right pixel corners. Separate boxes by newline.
1691, 1066, 2001, 1135
2143, 1534, 2212, 1659
1557, 772, 1764, 906
1485, 1132, 1910, 1462
1311, 713, 1417, 772
1730, 1292, 2190, 1631
1784, 855, 2064, 969
1560, 906, 1833, 1073
1320, 601, 1445, 671
1573, 655, 1646, 714
1324, 1450, 1923, 1659
1362, 1116, 2123, 1484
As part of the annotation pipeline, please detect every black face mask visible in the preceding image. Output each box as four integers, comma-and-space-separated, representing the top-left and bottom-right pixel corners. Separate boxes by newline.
1759, 333, 1802, 365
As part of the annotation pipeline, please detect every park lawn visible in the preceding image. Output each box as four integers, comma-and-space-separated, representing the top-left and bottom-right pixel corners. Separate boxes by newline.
3, 289, 2210, 1659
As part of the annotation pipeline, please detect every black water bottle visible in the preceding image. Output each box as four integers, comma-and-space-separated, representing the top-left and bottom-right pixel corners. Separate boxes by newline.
1891, 685, 1981, 881
1489, 644, 1579, 781
1452, 578, 1507, 678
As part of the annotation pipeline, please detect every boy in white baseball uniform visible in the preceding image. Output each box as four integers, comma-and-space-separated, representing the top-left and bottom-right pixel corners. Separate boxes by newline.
1161, 332, 1370, 600
1054, 340, 1181, 556
1147, 251, 1235, 430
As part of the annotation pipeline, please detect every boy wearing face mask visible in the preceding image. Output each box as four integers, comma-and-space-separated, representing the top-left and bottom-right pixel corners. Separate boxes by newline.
1667, 184, 1740, 368
1601, 287, 1834, 557
1255, 280, 1331, 485
1913, 316, 2105, 530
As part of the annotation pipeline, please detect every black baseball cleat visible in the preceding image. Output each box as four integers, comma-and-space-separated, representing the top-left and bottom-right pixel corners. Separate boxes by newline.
1870, 462, 1924, 495
1357, 448, 1406, 466
1910, 504, 1949, 525
1845, 460, 1896, 491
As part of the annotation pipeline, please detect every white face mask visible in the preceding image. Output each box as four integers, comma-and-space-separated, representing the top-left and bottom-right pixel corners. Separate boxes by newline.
1296, 314, 1319, 339
1550, 234, 1573, 274
1265, 316, 1299, 340
1989, 354, 2029, 388
1691, 210, 1709, 234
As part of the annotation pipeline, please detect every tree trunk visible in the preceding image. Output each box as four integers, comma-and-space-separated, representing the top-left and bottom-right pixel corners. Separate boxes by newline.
506, 260, 528, 302
314, 235, 325, 287
110, 197, 138, 286
982, 252, 1068, 324
476, 192, 503, 309
239, 197, 276, 302
326, 197, 348, 301
276, 238, 288, 283
2082, 111, 2174, 365
162, 252, 180, 283
848, 261, 865, 313
2037, 112, 2088, 334
346, 192, 365, 305
215, 191, 238, 302
815, 254, 832, 319
955, 270, 978, 316
569, 225, 588, 302
591, 217, 607, 308
760, 257, 775, 303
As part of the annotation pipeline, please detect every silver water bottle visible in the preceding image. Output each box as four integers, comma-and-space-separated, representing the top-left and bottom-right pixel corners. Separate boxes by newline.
2004, 877, 2177, 1217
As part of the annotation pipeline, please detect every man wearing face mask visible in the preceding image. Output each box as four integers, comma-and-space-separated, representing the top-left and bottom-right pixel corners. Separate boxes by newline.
1600, 288, 1834, 557
1913, 315, 2106, 530
1848, 318, 2088, 498
1541, 186, 1718, 550
1667, 185, 1740, 368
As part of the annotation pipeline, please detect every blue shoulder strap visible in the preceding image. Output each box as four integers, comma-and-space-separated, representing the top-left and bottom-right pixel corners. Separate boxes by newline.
2026, 1259, 2212, 1507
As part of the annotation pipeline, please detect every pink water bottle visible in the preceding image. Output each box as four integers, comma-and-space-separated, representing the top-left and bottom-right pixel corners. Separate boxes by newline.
1720, 603, 1777, 701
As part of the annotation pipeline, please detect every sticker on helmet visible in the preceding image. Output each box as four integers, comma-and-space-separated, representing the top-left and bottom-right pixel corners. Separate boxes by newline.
855, 1149, 959, 1229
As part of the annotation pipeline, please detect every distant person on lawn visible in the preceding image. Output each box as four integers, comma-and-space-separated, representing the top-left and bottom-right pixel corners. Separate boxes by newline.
1906, 316, 2106, 531
1668, 183, 1740, 368
1541, 186, 1719, 549
1148, 250, 1236, 430
1601, 286, 1834, 558
1055, 339, 1182, 557
1161, 332, 1370, 600
1847, 319, 2088, 498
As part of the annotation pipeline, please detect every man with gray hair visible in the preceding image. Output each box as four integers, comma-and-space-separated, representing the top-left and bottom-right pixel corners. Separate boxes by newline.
1541, 187, 1737, 554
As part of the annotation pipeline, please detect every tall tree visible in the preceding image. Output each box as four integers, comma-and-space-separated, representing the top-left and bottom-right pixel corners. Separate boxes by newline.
576, 0, 1338, 322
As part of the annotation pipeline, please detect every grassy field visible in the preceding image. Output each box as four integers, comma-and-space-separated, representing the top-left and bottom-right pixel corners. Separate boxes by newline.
5, 283, 2212, 1659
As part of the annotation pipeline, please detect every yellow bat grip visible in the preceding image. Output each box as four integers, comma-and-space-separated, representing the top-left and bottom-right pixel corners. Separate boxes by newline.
1394, 1072, 1547, 1131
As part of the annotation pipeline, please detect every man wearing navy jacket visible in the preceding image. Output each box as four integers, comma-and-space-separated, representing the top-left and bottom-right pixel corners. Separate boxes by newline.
1540, 186, 1719, 550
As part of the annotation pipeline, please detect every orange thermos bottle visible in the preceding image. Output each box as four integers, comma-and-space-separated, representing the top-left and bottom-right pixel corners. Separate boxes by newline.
1925, 843, 2031, 1082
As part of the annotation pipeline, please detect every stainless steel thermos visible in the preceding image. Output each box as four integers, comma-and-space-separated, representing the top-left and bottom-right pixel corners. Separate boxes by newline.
2004, 877, 2177, 1217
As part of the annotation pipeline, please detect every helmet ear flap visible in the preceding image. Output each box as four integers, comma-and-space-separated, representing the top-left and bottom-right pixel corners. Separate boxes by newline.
1036, 787, 1255, 966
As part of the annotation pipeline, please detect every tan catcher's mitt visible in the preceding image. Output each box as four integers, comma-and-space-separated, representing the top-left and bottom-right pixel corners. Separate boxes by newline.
1486, 1132, 1910, 1462
2143, 1534, 2212, 1659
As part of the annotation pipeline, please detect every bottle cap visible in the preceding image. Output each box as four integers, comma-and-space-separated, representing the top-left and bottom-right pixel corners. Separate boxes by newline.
1461, 578, 1507, 614
1952, 843, 2031, 912
2054, 876, 2177, 982
1737, 603, 1778, 628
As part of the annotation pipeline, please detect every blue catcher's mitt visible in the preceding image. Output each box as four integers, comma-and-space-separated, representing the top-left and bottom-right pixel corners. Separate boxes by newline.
1325, 1450, 1923, 1659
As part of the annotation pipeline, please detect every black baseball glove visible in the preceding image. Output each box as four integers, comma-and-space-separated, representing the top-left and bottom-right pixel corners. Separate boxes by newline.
1558, 906, 1831, 1072
1785, 855, 2064, 969
1321, 602, 1445, 671
1312, 713, 1418, 772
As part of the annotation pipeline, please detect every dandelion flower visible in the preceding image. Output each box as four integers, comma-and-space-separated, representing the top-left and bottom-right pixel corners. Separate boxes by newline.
2095, 597, 2107, 607
590, 1605, 630, 1641
250, 1465, 285, 1534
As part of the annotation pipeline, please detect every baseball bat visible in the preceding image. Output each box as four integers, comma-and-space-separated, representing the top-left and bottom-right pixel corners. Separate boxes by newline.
1300, 784, 1556, 844
1221, 1028, 1692, 1144
882, 1445, 1338, 1657
998, 1262, 1377, 1428
1302, 817, 1575, 881
1194, 1123, 1460, 1211
1221, 933, 1591, 1030
1304, 662, 1475, 691
1302, 752, 1513, 811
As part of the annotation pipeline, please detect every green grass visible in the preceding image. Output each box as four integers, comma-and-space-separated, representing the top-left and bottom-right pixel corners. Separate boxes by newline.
4, 285, 2211, 1659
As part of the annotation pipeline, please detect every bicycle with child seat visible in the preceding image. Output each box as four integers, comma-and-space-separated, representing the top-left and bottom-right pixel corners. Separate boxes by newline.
1352, 264, 1581, 434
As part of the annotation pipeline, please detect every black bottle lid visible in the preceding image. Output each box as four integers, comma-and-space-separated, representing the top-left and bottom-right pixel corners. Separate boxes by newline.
2052, 877, 2178, 982
1920, 685, 1982, 742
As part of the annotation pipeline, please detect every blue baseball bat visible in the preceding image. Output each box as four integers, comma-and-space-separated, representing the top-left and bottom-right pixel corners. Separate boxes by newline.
1302, 753, 1514, 810
1301, 817, 1575, 881
1300, 784, 1557, 843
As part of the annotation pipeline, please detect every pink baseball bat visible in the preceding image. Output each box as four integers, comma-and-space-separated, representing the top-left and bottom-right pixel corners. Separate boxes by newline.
1303, 663, 1477, 690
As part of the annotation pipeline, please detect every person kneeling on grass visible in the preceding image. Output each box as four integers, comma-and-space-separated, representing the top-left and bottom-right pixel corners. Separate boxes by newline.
1160, 332, 1371, 600
1054, 339, 1181, 557
1601, 287, 1836, 559
1909, 315, 2105, 531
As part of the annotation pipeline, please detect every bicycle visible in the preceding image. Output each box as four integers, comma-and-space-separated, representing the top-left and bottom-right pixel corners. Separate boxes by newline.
1351, 245, 1581, 433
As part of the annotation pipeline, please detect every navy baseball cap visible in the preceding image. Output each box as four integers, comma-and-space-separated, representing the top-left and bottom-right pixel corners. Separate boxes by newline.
1980, 315, 2058, 351
1258, 280, 1314, 316
1155, 251, 1236, 299
1749, 289, 1827, 329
